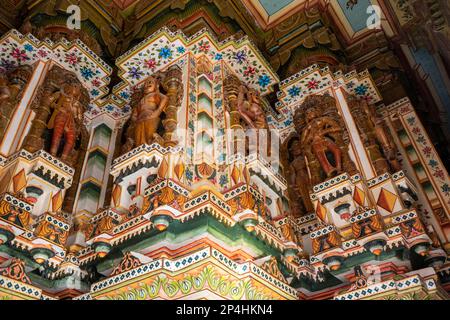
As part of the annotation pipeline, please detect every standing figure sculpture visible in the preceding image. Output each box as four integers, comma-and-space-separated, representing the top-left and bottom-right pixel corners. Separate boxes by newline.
237, 85, 268, 129
126, 76, 169, 150
288, 139, 314, 215
47, 83, 84, 162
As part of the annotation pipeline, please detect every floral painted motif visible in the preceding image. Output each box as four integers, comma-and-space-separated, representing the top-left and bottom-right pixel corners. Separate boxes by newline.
398, 104, 450, 212
272, 65, 381, 143
288, 86, 300, 97
0, 30, 111, 101
158, 46, 172, 59
115, 28, 277, 102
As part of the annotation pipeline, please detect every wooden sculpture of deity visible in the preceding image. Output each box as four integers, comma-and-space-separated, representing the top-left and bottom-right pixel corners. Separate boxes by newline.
302, 107, 342, 178
294, 95, 356, 186
47, 82, 84, 162
126, 76, 169, 150
237, 85, 268, 129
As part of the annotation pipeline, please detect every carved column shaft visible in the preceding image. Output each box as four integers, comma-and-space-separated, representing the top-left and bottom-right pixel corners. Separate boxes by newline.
22, 92, 52, 153
162, 65, 182, 147
224, 74, 244, 155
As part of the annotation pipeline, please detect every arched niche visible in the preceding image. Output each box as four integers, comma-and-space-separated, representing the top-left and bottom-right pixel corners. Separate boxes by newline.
22, 65, 90, 168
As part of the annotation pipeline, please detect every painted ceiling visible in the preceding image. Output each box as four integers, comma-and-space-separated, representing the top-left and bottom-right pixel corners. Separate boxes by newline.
258, 0, 295, 15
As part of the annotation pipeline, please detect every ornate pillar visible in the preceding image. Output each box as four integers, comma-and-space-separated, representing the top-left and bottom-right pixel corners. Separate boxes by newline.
22, 65, 56, 154
224, 74, 244, 155
333, 87, 377, 180
161, 65, 183, 147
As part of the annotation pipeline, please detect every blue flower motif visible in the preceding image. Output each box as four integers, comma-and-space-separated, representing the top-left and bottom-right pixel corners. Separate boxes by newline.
219, 174, 228, 187
355, 84, 368, 95
441, 183, 450, 193
158, 46, 173, 59
80, 67, 94, 80
215, 100, 223, 108
429, 159, 438, 168
258, 74, 271, 88
234, 50, 247, 64
120, 91, 130, 100
346, 81, 355, 89
90, 89, 99, 96
24, 44, 34, 52
288, 86, 301, 97
214, 53, 223, 61
129, 66, 143, 80
177, 46, 186, 54
106, 105, 114, 111
407, 117, 416, 125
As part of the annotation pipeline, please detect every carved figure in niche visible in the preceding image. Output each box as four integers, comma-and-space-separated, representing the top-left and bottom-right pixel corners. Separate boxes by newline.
237, 85, 268, 129
124, 76, 168, 151
294, 95, 356, 186
47, 82, 84, 162
0, 66, 33, 140
288, 139, 314, 215
350, 96, 401, 173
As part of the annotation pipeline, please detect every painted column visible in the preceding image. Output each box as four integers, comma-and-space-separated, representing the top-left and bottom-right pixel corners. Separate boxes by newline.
333, 86, 377, 180
224, 74, 244, 156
